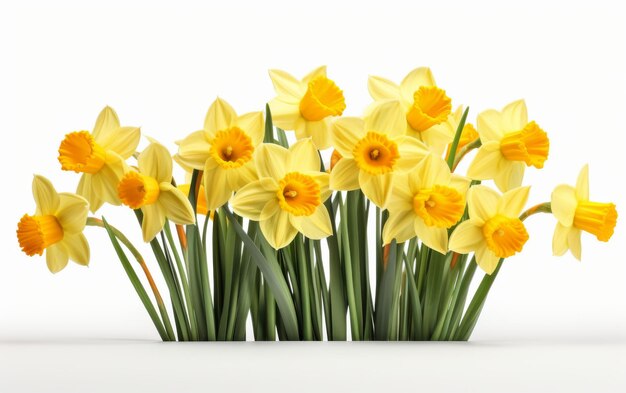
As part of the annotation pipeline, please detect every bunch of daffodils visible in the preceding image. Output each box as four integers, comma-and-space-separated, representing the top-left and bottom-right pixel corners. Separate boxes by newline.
17, 67, 617, 342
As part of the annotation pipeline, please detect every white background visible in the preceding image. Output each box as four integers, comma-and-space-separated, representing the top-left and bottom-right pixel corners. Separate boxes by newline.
1, 0, 625, 391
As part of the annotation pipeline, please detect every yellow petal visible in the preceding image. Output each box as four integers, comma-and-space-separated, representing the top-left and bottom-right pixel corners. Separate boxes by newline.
98, 126, 141, 159
290, 205, 333, 240
77, 174, 103, 213
32, 175, 60, 216
256, 143, 288, 179
414, 219, 448, 255
302, 65, 327, 84
332, 117, 364, 158
268, 69, 304, 102
449, 175, 472, 197
236, 111, 264, 146
231, 178, 279, 221
365, 100, 405, 138
55, 193, 88, 233
288, 138, 320, 172
228, 161, 258, 191
414, 153, 451, 189
394, 135, 430, 172
268, 99, 301, 130
141, 203, 166, 242
158, 183, 196, 225
388, 174, 414, 213
92, 106, 120, 142
497, 186, 530, 217
139, 143, 172, 183
63, 233, 90, 266
204, 97, 237, 134
475, 244, 501, 275
476, 109, 504, 142
91, 152, 126, 205
551, 184, 577, 226
501, 99, 528, 132
552, 222, 570, 256
304, 171, 331, 202
382, 211, 416, 244
400, 67, 435, 106
368, 75, 400, 101
260, 209, 297, 249
305, 119, 332, 150
174, 130, 212, 171
575, 164, 589, 201
466, 142, 503, 180
448, 220, 483, 254
493, 161, 525, 192
359, 171, 393, 209
568, 227, 582, 260
46, 243, 69, 274
202, 166, 233, 211
468, 185, 500, 223
329, 158, 360, 191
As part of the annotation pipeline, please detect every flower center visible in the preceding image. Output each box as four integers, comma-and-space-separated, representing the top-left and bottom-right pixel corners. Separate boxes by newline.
58, 131, 106, 174
412, 185, 465, 228
209, 127, 255, 169
118, 171, 160, 209
406, 86, 452, 132
299, 76, 346, 121
573, 201, 617, 242
17, 214, 64, 256
353, 131, 399, 175
482, 215, 529, 258
499, 121, 549, 168
277, 172, 321, 216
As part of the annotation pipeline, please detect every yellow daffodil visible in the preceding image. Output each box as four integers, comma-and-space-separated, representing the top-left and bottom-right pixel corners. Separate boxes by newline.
368, 67, 456, 154
118, 143, 195, 242
448, 185, 531, 274
467, 100, 549, 192
231, 139, 332, 249
330, 100, 430, 208
17, 175, 89, 273
174, 98, 263, 211
551, 165, 617, 260
58, 106, 140, 213
383, 154, 471, 254
268, 66, 346, 150
177, 183, 209, 216
445, 106, 479, 162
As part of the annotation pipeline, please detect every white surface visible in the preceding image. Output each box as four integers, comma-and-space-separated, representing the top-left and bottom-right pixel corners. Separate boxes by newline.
1, 0, 625, 353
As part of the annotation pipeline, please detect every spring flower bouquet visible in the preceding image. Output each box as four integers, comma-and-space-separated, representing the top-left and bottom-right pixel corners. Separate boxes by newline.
17, 67, 617, 341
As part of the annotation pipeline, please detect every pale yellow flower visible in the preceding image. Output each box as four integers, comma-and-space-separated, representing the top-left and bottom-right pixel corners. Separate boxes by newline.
368, 67, 456, 154
174, 98, 263, 211
17, 175, 90, 273
58, 106, 140, 213
231, 139, 332, 249
467, 100, 549, 192
383, 154, 471, 254
118, 143, 195, 242
330, 100, 430, 209
449, 185, 530, 274
551, 165, 617, 260
268, 66, 346, 150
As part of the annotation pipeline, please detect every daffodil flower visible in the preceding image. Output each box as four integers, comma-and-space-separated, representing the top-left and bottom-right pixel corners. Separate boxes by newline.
58, 106, 140, 213
383, 154, 471, 254
174, 98, 263, 211
268, 66, 346, 150
467, 100, 549, 192
448, 185, 531, 274
551, 165, 617, 260
118, 143, 195, 242
177, 183, 209, 216
231, 139, 332, 249
330, 100, 430, 209
368, 67, 456, 154
17, 175, 90, 273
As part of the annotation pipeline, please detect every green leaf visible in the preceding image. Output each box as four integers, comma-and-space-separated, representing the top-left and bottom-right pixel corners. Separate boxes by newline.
446, 107, 469, 169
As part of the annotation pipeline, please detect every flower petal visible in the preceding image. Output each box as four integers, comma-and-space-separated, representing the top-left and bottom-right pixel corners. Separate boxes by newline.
32, 175, 60, 216
76, 174, 103, 213
202, 165, 233, 211
332, 117, 364, 158
290, 205, 333, 240
268, 69, 305, 102
449, 220, 484, 254
98, 126, 141, 159
493, 161, 525, 192
568, 228, 582, 260
475, 245, 501, 275
302, 66, 327, 84
498, 186, 530, 217
468, 185, 500, 223
400, 67, 435, 105
449, 175, 472, 197
501, 99, 528, 132
305, 119, 333, 150
231, 178, 279, 221
139, 143, 172, 183
92, 106, 121, 142
204, 97, 237, 134
236, 111, 264, 146
174, 130, 212, 171
329, 158, 360, 191
552, 222, 570, 256
551, 184, 577, 226
359, 171, 393, 209
288, 138, 320, 172
304, 171, 331, 202
260, 209, 297, 249
575, 164, 589, 201
55, 193, 89, 233
365, 100, 405, 138
91, 152, 126, 205
414, 219, 448, 255
466, 142, 504, 180
414, 153, 451, 189
158, 183, 196, 225
368, 75, 400, 101
256, 143, 288, 179
395, 136, 430, 172
382, 211, 416, 245
388, 173, 414, 213
63, 233, 90, 266
227, 161, 258, 191
268, 99, 301, 131
46, 243, 69, 274
476, 109, 504, 142
141, 203, 166, 242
